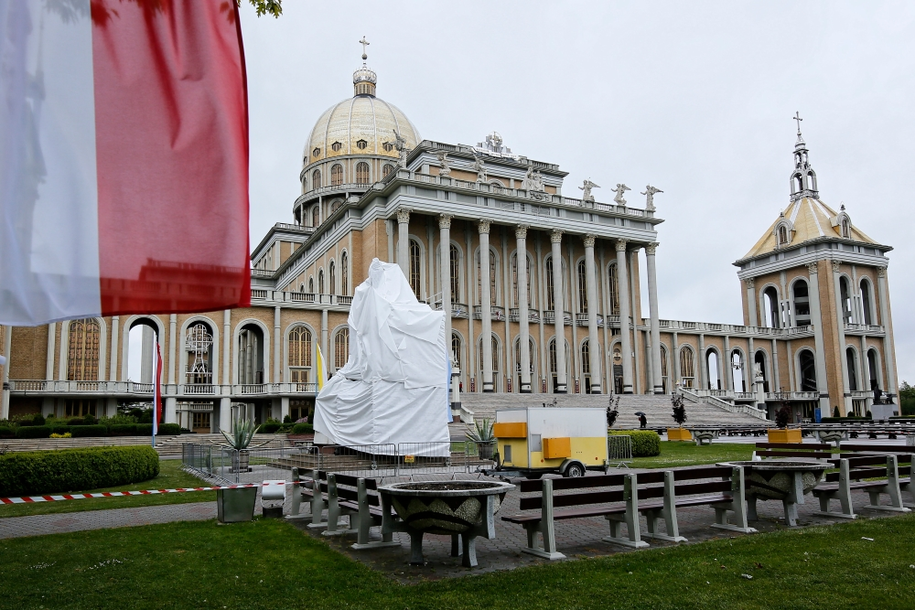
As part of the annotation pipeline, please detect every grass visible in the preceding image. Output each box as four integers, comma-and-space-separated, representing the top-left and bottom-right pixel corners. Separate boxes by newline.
0, 460, 215, 518
630, 441, 756, 468
2, 514, 915, 609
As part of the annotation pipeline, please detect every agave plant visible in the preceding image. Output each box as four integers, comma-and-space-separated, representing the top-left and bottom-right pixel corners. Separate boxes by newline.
218, 416, 272, 450
465, 418, 495, 444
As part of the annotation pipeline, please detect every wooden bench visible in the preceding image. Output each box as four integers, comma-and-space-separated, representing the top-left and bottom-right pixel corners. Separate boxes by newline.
754, 442, 834, 461
288, 468, 398, 549
812, 453, 913, 519
501, 466, 755, 560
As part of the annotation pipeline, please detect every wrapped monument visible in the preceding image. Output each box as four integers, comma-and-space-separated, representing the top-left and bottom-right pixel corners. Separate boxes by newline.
313, 259, 451, 455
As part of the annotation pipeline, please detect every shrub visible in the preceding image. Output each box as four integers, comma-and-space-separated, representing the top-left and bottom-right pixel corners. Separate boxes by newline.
137, 424, 153, 435
283, 415, 293, 424
15, 425, 51, 439
83, 414, 97, 425
260, 422, 282, 434
292, 423, 314, 434
158, 423, 181, 435
50, 432, 72, 439
51, 425, 70, 435
0, 426, 14, 438
69, 424, 108, 438
68, 418, 88, 426
0, 446, 159, 496
775, 406, 791, 429
108, 423, 138, 436
671, 393, 687, 426
610, 430, 661, 457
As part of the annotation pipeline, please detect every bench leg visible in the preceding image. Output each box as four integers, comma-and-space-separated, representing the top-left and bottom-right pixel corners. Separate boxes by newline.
864, 456, 911, 514
518, 480, 566, 560
408, 530, 425, 566
814, 460, 856, 519
461, 534, 478, 568
711, 466, 757, 534
451, 534, 461, 558
641, 472, 686, 543
603, 474, 648, 549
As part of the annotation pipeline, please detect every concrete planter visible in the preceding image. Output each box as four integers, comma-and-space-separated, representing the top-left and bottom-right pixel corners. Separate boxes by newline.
767, 428, 802, 443
667, 427, 692, 441
216, 487, 257, 523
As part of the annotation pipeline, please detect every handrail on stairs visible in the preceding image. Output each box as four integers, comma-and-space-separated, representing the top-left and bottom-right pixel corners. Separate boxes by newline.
679, 387, 769, 421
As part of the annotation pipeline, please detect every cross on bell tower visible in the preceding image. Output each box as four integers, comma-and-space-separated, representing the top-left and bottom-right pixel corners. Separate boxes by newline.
789, 112, 817, 202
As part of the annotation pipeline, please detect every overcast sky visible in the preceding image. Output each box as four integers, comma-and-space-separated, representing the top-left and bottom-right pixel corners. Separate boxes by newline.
236, 1, 915, 387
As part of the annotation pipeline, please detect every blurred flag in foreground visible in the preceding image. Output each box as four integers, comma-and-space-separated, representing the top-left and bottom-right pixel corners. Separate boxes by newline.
0, 0, 250, 326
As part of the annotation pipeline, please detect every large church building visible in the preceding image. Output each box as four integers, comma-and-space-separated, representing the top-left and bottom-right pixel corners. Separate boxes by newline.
0, 53, 899, 431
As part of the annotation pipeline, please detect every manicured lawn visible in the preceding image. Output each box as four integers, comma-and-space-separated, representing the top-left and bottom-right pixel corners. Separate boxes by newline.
0, 459, 215, 518
1, 514, 914, 609
630, 441, 756, 468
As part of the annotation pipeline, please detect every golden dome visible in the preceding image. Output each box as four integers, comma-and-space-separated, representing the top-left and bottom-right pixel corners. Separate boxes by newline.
304, 95, 421, 165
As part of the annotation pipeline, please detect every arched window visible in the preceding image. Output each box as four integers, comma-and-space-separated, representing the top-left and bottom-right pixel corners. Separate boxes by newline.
451, 334, 462, 370
409, 239, 422, 300
581, 340, 590, 375
841, 218, 850, 238
511, 252, 532, 307
331, 199, 342, 213
334, 328, 349, 369
340, 252, 348, 296
312, 205, 320, 228
792, 279, 810, 325
546, 256, 555, 311
860, 278, 873, 325
799, 350, 817, 392
356, 162, 370, 185
577, 260, 588, 313
755, 350, 769, 392
329, 262, 336, 295
731, 350, 745, 392
549, 339, 558, 377
184, 322, 213, 385
777, 225, 788, 246
706, 350, 720, 390
762, 286, 780, 328
383, 163, 394, 177
660, 344, 669, 393
846, 347, 858, 391
318, 269, 324, 294
478, 334, 500, 390
449, 244, 461, 303
476, 248, 497, 306
288, 326, 312, 384
514, 337, 536, 380
679, 346, 695, 389
312, 169, 322, 189
330, 164, 343, 186
607, 263, 620, 315
67, 319, 100, 381
839, 276, 852, 323
308, 277, 314, 293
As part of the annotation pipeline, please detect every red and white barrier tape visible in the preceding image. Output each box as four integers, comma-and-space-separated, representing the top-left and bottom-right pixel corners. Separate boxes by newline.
0, 481, 291, 505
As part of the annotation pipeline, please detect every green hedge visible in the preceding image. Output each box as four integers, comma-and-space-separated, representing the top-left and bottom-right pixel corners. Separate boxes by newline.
0, 446, 160, 496
0, 426, 14, 438
69, 424, 108, 438
610, 430, 661, 457
136, 424, 153, 435
260, 422, 282, 434
158, 423, 181, 435
108, 423, 138, 436
292, 423, 314, 434
51, 425, 70, 435
15, 425, 51, 439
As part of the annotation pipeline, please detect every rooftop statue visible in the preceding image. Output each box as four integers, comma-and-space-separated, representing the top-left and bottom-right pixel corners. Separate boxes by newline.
579, 179, 600, 202
640, 185, 663, 211
437, 151, 451, 177
472, 156, 486, 182
611, 183, 630, 206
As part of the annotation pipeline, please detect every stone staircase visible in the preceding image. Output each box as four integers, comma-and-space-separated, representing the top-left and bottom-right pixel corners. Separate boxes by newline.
0, 432, 288, 457
455, 392, 768, 431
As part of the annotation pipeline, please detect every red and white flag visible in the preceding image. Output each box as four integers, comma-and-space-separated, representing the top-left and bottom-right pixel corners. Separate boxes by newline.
0, 1, 251, 326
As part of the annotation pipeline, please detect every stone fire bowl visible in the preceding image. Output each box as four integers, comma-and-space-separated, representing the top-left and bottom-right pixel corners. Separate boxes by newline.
379, 480, 515, 535
722, 460, 829, 500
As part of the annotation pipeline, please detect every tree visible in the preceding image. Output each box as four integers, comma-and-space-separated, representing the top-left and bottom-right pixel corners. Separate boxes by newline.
244, 0, 283, 17
900, 381, 915, 416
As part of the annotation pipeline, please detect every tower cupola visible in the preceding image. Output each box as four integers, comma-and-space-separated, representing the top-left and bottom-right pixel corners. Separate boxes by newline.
789, 112, 818, 201
353, 36, 377, 97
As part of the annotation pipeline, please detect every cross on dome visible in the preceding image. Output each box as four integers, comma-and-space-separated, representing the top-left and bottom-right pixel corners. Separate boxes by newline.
359, 36, 370, 62
793, 111, 803, 135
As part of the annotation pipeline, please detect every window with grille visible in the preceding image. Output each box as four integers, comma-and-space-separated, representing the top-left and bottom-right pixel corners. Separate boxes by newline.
476, 249, 497, 306
356, 162, 370, 184
334, 328, 349, 369
312, 147, 320, 158
67, 318, 100, 381
383, 163, 394, 176
331, 141, 342, 152
331, 164, 343, 186
312, 205, 320, 228
581, 340, 590, 374
288, 326, 312, 383
451, 334, 462, 369
312, 169, 321, 189
449, 245, 460, 303
680, 346, 695, 388
512, 253, 532, 307
577, 260, 588, 312
341, 252, 349, 295
185, 322, 213, 385
546, 257, 555, 311
549, 339, 557, 374
356, 139, 367, 150
318, 269, 324, 294
329, 262, 336, 294
607, 263, 620, 315
410, 240, 422, 300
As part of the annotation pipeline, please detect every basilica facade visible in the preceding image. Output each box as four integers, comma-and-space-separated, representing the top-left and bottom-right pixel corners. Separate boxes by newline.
0, 55, 898, 431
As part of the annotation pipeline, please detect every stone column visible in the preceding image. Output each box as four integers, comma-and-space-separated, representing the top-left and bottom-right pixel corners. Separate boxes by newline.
439, 214, 456, 406
516, 225, 532, 393
645, 242, 663, 394
109, 316, 119, 381
550, 230, 567, 393
806, 262, 830, 413
876, 266, 898, 394
583, 234, 601, 393
746, 278, 757, 326
273, 306, 282, 383
615, 240, 633, 393
396, 207, 411, 279
166, 314, 178, 425
46, 323, 56, 381
479, 219, 494, 392
831, 261, 852, 414
1, 326, 11, 420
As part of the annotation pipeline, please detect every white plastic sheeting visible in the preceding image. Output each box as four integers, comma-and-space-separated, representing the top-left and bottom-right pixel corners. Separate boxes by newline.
313, 259, 451, 455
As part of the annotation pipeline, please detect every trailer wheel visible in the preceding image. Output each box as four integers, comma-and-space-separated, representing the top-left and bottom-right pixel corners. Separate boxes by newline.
564, 462, 585, 478
524, 472, 544, 480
